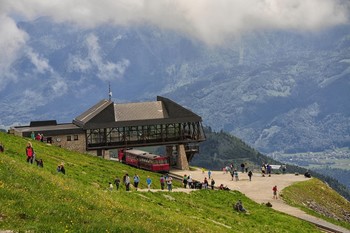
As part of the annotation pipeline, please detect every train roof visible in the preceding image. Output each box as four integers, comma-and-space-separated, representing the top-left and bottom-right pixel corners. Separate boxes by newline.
125, 149, 165, 159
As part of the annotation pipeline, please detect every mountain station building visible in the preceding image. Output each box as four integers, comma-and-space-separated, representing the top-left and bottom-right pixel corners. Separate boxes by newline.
11, 96, 206, 169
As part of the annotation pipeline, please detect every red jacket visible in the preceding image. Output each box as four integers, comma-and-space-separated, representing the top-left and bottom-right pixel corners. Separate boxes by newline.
26, 147, 34, 157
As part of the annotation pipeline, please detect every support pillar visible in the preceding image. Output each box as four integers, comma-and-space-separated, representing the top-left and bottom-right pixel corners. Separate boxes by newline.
166, 144, 189, 170
176, 144, 189, 170
103, 149, 110, 160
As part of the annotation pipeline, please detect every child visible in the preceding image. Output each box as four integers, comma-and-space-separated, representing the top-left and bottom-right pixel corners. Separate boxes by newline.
234, 170, 239, 181
272, 185, 278, 199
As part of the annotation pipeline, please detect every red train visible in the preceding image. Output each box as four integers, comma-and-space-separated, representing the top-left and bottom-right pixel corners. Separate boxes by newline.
118, 149, 170, 172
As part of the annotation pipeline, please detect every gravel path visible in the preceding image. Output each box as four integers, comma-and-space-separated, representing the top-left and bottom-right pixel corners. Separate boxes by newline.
170, 169, 350, 233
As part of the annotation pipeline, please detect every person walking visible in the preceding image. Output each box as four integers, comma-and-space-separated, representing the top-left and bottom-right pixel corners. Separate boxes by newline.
146, 176, 152, 191
230, 169, 234, 181
124, 173, 130, 191
234, 169, 239, 181
187, 175, 193, 189
183, 174, 188, 188
267, 164, 272, 177
272, 185, 278, 199
261, 164, 266, 177
166, 175, 173, 192
248, 171, 253, 181
133, 174, 140, 191
160, 175, 165, 190
208, 170, 212, 179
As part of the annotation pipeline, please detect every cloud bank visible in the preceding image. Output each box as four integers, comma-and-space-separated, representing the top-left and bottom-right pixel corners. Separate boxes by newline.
2, 0, 350, 45
0, 0, 349, 99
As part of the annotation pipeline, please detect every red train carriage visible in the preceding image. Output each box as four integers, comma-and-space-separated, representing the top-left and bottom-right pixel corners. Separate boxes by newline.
122, 149, 170, 172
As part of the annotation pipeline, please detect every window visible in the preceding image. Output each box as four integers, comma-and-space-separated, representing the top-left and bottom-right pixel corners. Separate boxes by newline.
74, 135, 78, 141
67, 136, 71, 141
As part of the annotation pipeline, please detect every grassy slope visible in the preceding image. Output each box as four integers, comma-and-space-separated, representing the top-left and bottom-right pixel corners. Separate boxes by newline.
0, 133, 321, 232
282, 178, 350, 230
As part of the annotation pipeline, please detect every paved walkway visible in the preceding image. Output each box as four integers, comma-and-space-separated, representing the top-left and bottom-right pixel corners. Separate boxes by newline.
170, 169, 350, 233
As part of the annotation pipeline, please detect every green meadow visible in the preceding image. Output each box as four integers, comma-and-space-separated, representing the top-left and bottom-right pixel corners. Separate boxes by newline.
0, 132, 322, 232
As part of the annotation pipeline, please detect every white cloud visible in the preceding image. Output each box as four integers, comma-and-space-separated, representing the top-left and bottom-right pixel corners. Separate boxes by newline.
68, 55, 91, 73
25, 48, 52, 74
1, 0, 349, 45
16, 89, 46, 113
69, 34, 130, 81
49, 74, 69, 96
0, 14, 28, 90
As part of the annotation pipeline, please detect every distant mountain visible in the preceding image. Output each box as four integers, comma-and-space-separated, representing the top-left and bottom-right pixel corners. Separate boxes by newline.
1, 17, 349, 154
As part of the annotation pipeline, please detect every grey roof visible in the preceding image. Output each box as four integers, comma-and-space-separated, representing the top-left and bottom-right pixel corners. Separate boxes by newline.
74, 99, 113, 125
115, 101, 168, 121
73, 96, 202, 129
13, 123, 84, 136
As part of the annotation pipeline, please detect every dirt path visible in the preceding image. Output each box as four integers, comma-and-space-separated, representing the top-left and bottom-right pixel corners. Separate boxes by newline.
170, 169, 350, 233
